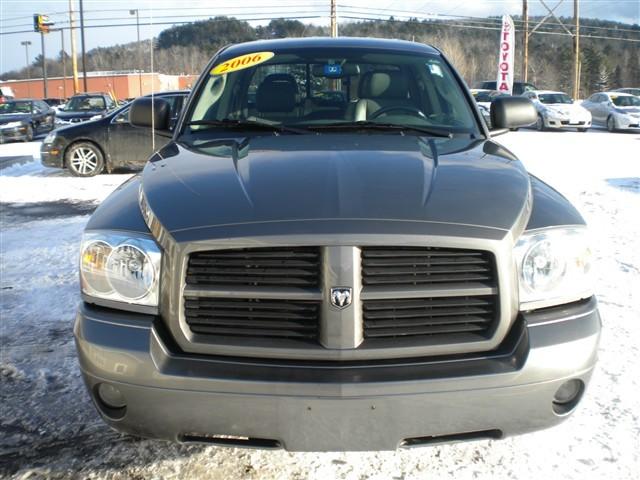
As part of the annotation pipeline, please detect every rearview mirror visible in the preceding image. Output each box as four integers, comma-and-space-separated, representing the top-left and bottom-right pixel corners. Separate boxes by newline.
130, 97, 171, 130
490, 96, 537, 133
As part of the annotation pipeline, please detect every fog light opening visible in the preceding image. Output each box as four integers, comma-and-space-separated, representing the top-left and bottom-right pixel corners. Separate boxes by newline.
95, 383, 127, 420
552, 379, 585, 415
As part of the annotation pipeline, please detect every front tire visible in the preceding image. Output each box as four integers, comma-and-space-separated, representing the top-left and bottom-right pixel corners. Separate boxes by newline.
536, 115, 545, 132
66, 142, 105, 177
606, 115, 616, 132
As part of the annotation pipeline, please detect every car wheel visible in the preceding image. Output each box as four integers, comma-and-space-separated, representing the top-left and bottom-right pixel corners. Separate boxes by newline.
606, 116, 616, 132
536, 115, 545, 132
66, 142, 105, 177
23, 125, 34, 142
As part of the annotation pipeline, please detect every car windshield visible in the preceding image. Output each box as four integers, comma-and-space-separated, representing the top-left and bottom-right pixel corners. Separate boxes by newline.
65, 96, 106, 111
539, 93, 573, 104
0, 101, 32, 114
183, 48, 479, 138
611, 95, 640, 107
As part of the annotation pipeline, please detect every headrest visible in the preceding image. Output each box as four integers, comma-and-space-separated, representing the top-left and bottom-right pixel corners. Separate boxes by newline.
359, 71, 409, 99
256, 74, 298, 113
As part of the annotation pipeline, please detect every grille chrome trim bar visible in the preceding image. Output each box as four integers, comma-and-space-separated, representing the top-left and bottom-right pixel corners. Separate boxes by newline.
184, 285, 322, 301
361, 284, 497, 300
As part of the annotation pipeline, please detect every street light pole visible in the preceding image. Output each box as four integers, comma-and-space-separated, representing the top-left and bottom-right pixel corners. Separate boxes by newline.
130, 9, 142, 95
21, 40, 32, 97
79, 0, 88, 92
60, 29, 67, 99
40, 32, 48, 97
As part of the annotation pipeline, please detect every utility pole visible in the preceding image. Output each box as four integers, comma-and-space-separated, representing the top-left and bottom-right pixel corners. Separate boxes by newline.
60, 29, 67, 98
40, 32, 48, 97
573, 0, 580, 99
69, 0, 79, 94
522, 0, 529, 83
330, 0, 338, 37
21, 41, 32, 97
79, 0, 88, 92
130, 9, 142, 95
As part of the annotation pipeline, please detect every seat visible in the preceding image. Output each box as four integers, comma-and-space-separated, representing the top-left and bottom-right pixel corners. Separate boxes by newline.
353, 70, 413, 121
255, 74, 299, 122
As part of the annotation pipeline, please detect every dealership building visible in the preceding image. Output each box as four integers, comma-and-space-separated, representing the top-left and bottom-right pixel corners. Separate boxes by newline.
0, 70, 198, 100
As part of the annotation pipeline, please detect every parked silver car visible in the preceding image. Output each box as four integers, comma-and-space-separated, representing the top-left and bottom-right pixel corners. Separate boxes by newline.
581, 92, 640, 132
523, 90, 591, 132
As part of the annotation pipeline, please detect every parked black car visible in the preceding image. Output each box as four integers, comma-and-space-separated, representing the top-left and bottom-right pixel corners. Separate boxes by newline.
41, 91, 189, 176
475, 81, 538, 96
55, 92, 118, 125
0, 99, 55, 143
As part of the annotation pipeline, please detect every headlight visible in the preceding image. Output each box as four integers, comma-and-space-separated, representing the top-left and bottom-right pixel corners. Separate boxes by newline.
514, 226, 592, 310
89, 114, 103, 121
43, 131, 56, 144
80, 231, 161, 310
1, 121, 23, 128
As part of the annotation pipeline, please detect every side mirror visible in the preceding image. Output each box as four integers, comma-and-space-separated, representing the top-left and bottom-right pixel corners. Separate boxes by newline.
490, 96, 537, 132
130, 97, 171, 130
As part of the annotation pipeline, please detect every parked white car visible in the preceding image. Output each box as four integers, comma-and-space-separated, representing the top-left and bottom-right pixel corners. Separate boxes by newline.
522, 90, 591, 132
581, 92, 640, 132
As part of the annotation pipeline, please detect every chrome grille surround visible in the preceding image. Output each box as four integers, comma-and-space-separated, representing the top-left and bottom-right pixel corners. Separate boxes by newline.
166, 229, 518, 361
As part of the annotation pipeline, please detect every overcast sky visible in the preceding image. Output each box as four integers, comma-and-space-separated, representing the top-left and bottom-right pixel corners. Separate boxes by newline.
1, 0, 638, 75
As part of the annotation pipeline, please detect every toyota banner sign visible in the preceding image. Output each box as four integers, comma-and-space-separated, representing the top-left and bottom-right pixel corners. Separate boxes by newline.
496, 15, 515, 95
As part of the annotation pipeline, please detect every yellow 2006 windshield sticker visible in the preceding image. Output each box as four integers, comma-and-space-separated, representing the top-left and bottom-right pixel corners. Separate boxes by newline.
211, 52, 275, 75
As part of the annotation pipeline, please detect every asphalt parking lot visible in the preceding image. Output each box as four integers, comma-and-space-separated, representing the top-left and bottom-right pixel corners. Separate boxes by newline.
1, 128, 639, 479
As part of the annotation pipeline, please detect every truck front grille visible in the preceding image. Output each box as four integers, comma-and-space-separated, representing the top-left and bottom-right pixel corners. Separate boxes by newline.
181, 244, 504, 360
363, 296, 497, 339
361, 246, 495, 287
184, 297, 321, 340
187, 247, 321, 288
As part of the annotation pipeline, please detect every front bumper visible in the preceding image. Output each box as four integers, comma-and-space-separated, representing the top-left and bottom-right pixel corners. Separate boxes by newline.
543, 115, 591, 129
75, 297, 601, 451
0, 126, 29, 142
613, 114, 640, 130
40, 138, 66, 168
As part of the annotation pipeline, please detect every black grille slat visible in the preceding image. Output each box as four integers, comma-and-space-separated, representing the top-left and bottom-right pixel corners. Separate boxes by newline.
365, 323, 487, 338
185, 297, 320, 341
188, 325, 317, 339
362, 295, 497, 340
187, 247, 321, 288
361, 246, 496, 287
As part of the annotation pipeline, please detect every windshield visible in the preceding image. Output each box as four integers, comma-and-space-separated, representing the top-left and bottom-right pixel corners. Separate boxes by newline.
0, 101, 32, 114
539, 93, 573, 104
611, 95, 640, 107
65, 96, 106, 111
184, 48, 479, 138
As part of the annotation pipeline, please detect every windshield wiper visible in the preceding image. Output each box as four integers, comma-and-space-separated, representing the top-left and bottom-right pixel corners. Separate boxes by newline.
185, 119, 309, 135
309, 121, 452, 138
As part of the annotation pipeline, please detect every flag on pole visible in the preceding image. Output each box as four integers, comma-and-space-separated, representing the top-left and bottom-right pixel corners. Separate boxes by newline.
496, 15, 515, 95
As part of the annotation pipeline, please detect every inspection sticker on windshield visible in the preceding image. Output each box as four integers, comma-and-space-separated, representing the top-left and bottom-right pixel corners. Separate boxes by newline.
211, 52, 275, 75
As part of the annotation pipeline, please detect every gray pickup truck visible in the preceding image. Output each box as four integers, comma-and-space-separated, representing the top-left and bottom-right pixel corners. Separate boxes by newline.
74, 37, 600, 452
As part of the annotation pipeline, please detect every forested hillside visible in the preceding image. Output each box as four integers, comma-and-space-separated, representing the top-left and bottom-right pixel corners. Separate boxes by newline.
2, 16, 638, 96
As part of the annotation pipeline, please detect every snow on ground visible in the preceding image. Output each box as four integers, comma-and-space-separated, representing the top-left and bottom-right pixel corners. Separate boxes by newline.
1, 130, 639, 478
0, 143, 132, 204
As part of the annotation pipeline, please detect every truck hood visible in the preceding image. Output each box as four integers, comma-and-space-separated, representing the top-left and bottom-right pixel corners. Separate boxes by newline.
0, 114, 30, 124
141, 134, 530, 237
56, 110, 103, 120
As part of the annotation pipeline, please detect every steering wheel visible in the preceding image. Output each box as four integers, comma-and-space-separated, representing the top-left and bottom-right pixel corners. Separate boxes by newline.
370, 105, 427, 119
